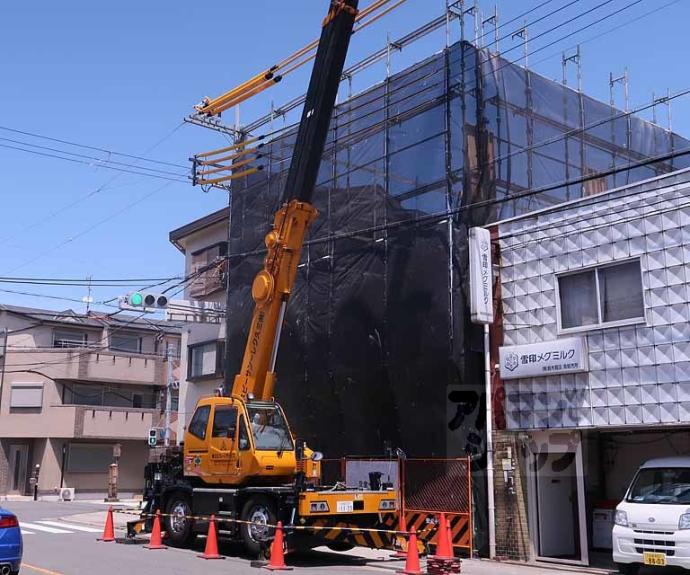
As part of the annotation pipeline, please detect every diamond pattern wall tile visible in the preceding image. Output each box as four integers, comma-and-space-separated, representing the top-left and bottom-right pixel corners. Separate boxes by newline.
605, 349, 622, 369
596, 244, 613, 264
624, 385, 640, 405
658, 383, 677, 403
661, 211, 680, 230
629, 236, 646, 256
561, 374, 576, 391
590, 352, 606, 371
613, 241, 630, 259
648, 306, 669, 327
636, 327, 654, 347
657, 363, 675, 383
645, 251, 666, 271
518, 380, 532, 393
660, 402, 679, 423
607, 387, 624, 406
675, 362, 690, 382
682, 245, 690, 264
593, 407, 609, 426
621, 367, 640, 384
668, 303, 689, 323
589, 333, 604, 352
665, 247, 684, 268
578, 408, 593, 426
568, 251, 583, 269
649, 288, 668, 309
534, 392, 548, 410
666, 265, 685, 285
627, 218, 645, 238
671, 323, 688, 343
647, 268, 667, 288
655, 344, 675, 364
609, 222, 627, 241
678, 382, 690, 402
539, 257, 555, 275
625, 405, 643, 425
604, 331, 620, 350
609, 406, 625, 425
543, 324, 558, 340
605, 369, 623, 387
673, 343, 690, 363
640, 384, 658, 404
641, 403, 660, 423
645, 215, 662, 234
668, 284, 686, 305
646, 232, 664, 252
520, 411, 534, 428
519, 393, 534, 411
621, 348, 638, 367
639, 365, 658, 385
663, 228, 683, 248
590, 370, 606, 389
534, 410, 549, 429
679, 206, 690, 226
548, 410, 564, 428
679, 403, 690, 422
565, 234, 581, 252
582, 248, 597, 266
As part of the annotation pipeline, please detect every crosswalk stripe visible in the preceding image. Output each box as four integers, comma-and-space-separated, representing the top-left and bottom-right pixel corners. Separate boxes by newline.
21, 529, 35, 535
20, 522, 72, 534
36, 521, 102, 533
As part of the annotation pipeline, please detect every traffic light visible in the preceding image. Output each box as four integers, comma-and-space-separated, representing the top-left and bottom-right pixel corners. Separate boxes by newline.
148, 428, 158, 447
119, 292, 169, 311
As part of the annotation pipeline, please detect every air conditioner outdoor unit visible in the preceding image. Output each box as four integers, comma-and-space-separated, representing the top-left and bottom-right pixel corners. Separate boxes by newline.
59, 487, 75, 502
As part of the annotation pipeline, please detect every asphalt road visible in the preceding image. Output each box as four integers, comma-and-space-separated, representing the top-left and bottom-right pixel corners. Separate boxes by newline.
2, 501, 686, 575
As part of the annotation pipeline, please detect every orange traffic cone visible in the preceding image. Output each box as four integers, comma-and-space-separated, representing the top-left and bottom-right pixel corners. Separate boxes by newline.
263, 521, 292, 571
198, 515, 224, 560
432, 513, 452, 559
391, 512, 408, 558
144, 510, 167, 550
97, 506, 115, 542
397, 531, 422, 575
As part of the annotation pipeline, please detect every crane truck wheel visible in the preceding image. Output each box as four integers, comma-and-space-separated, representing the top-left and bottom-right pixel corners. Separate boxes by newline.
164, 493, 195, 547
240, 495, 277, 557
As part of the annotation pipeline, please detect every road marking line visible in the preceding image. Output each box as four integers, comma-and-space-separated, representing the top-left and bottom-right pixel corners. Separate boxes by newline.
23, 564, 64, 575
36, 520, 102, 533
20, 521, 72, 534
21, 529, 35, 535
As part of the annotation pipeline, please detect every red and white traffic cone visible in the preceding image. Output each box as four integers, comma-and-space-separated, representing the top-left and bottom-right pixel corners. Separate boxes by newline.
144, 510, 167, 550
198, 515, 223, 560
263, 521, 292, 571
397, 531, 422, 575
97, 506, 115, 542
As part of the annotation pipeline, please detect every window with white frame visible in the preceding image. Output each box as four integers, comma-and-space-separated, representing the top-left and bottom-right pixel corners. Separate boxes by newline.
53, 329, 88, 348
188, 341, 223, 379
557, 259, 645, 330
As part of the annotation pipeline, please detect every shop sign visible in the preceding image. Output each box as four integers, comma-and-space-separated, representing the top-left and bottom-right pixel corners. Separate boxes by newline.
499, 337, 587, 379
469, 226, 493, 324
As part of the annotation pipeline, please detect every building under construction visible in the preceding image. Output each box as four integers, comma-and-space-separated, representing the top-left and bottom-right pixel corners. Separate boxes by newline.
177, 10, 690, 554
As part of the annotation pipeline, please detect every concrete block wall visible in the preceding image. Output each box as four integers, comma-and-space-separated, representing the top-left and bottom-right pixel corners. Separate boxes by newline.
493, 431, 530, 560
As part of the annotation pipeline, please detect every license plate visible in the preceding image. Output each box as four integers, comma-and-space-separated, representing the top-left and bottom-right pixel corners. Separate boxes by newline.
643, 552, 667, 566
336, 501, 354, 513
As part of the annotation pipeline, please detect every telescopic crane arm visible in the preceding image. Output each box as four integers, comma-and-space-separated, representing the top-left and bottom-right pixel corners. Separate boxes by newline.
230, 0, 359, 402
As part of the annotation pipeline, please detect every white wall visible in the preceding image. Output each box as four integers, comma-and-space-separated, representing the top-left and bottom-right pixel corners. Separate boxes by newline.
498, 170, 690, 430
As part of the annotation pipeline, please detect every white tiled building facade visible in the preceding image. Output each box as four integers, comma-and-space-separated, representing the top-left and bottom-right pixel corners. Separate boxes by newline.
498, 169, 690, 430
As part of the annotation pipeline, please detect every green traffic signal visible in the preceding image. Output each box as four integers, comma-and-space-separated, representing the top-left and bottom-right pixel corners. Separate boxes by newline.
130, 292, 143, 306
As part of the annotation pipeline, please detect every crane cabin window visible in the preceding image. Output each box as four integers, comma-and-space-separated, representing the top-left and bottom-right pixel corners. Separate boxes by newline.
557, 259, 645, 332
188, 405, 211, 440
212, 406, 238, 438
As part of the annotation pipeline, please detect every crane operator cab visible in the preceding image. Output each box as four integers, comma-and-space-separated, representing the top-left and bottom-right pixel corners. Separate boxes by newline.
183, 396, 319, 486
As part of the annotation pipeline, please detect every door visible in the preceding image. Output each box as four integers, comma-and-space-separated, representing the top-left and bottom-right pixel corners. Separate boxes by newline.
8, 444, 29, 495
536, 452, 579, 558
526, 431, 589, 566
184, 404, 211, 477
208, 405, 240, 479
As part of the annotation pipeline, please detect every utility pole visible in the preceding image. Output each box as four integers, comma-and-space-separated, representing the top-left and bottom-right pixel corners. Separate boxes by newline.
164, 344, 174, 447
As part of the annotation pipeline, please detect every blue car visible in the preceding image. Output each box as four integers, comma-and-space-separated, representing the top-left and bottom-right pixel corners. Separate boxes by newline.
0, 507, 21, 575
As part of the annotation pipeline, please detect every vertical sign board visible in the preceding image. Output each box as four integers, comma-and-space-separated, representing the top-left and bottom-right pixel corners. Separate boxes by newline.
469, 227, 494, 324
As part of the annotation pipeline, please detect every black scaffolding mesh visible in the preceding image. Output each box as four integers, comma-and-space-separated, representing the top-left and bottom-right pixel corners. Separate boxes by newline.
224, 41, 690, 551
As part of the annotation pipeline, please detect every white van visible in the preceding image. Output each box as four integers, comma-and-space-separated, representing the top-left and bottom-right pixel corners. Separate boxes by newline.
613, 456, 690, 574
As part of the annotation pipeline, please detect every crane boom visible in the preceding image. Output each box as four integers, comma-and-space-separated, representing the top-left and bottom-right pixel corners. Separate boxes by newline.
231, 0, 359, 401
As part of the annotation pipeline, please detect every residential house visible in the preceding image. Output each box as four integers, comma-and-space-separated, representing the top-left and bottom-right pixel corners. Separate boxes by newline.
0, 304, 181, 499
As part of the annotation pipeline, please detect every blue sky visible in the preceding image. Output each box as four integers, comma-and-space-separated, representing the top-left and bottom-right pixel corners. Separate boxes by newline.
0, 0, 687, 314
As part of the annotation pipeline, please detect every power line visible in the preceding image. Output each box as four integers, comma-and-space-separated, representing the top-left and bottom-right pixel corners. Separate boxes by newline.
0, 142, 188, 183
0, 125, 188, 170
0, 122, 187, 249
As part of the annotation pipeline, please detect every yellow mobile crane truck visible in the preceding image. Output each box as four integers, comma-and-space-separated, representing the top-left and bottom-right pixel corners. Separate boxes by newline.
136, 0, 399, 556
